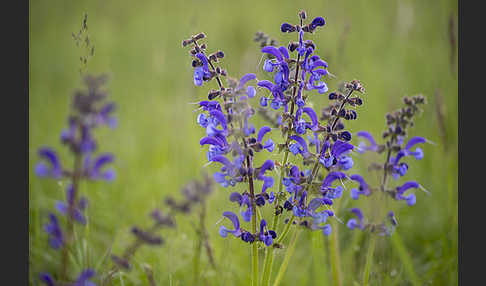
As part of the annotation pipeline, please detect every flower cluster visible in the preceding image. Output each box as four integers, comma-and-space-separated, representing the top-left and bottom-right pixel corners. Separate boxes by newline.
345, 94, 429, 235
183, 10, 368, 250
35, 74, 116, 284
182, 10, 429, 286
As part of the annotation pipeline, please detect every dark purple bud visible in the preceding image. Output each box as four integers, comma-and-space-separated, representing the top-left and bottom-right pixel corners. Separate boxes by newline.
255, 196, 266, 207
216, 50, 225, 58
299, 10, 307, 19
283, 200, 293, 211
340, 131, 352, 141
311, 17, 326, 29
281, 23, 296, 33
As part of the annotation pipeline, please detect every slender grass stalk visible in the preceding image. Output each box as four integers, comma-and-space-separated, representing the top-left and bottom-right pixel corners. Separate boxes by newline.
329, 217, 342, 286
311, 231, 328, 285
362, 235, 376, 286
275, 214, 295, 244
261, 213, 295, 286
193, 240, 201, 285
272, 229, 302, 286
390, 232, 420, 286
261, 247, 276, 286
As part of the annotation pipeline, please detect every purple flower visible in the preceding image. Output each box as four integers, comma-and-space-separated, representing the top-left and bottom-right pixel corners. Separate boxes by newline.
219, 211, 242, 238
356, 131, 379, 153
35, 148, 62, 178
257, 126, 274, 152
321, 224, 332, 235
281, 22, 296, 33
390, 136, 427, 179
302, 107, 319, 130
43, 213, 63, 249
262, 46, 284, 62
388, 211, 398, 226
350, 174, 371, 200
39, 273, 55, 286
293, 191, 308, 217
230, 192, 253, 222
73, 269, 96, 286
395, 181, 419, 206
319, 140, 354, 170
260, 96, 268, 107
256, 160, 275, 193
346, 208, 365, 230
84, 153, 116, 181
321, 171, 347, 190
289, 135, 309, 158
193, 53, 212, 86
97, 102, 117, 128
310, 17, 326, 29
258, 219, 277, 246
40, 269, 96, 286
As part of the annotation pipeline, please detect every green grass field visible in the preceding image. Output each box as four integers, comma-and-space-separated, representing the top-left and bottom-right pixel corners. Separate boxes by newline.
29, 0, 457, 285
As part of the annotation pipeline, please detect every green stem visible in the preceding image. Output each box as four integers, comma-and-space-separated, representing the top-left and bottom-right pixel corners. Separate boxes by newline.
329, 218, 342, 286
362, 236, 376, 286
252, 223, 259, 286
60, 151, 82, 281
261, 147, 290, 286
390, 232, 420, 286
272, 229, 301, 286
193, 205, 206, 285
276, 214, 295, 244
246, 154, 259, 286
311, 231, 327, 285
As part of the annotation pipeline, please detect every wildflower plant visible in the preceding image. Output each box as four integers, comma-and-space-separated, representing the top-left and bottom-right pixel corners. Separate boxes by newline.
34, 14, 116, 285
182, 9, 430, 286
35, 74, 116, 285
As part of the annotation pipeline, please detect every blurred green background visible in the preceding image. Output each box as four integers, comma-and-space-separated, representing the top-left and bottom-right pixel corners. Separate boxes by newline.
29, 0, 457, 285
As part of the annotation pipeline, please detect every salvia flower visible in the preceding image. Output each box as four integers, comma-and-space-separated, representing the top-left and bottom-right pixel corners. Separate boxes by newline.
40, 269, 96, 286
35, 148, 62, 178
346, 208, 365, 230
43, 213, 64, 250
258, 219, 277, 246
219, 211, 243, 238
349, 174, 371, 200
395, 181, 419, 206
